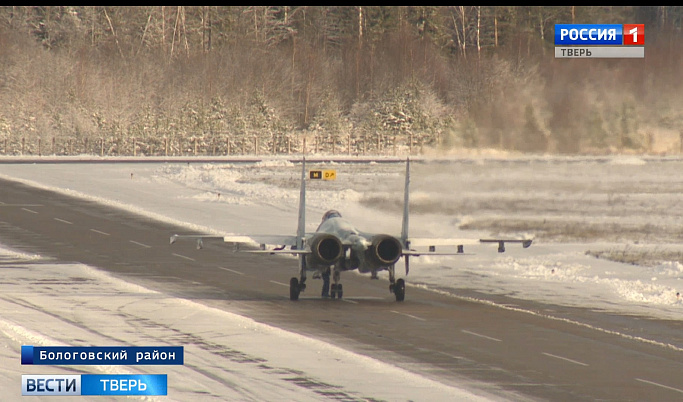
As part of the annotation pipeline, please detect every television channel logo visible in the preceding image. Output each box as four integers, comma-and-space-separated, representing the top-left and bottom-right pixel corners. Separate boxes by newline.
555, 24, 645, 58
623, 24, 645, 45
555, 24, 644, 46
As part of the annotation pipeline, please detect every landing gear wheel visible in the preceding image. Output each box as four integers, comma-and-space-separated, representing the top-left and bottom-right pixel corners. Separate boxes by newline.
394, 279, 405, 302
336, 284, 343, 299
330, 283, 337, 299
290, 277, 301, 301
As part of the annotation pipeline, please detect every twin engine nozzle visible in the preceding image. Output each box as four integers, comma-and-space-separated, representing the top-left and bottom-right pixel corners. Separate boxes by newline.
308, 233, 403, 269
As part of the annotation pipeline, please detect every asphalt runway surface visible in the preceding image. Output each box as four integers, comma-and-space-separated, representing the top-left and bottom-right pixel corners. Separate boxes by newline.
1, 177, 682, 401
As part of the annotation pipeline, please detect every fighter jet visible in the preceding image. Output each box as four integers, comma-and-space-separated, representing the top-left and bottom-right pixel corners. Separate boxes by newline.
171, 159, 532, 301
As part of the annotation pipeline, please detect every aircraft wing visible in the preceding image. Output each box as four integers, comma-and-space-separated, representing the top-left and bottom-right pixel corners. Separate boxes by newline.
170, 233, 305, 250
224, 234, 315, 255
480, 238, 533, 248
170, 234, 224, 248
406, 237, 533, 253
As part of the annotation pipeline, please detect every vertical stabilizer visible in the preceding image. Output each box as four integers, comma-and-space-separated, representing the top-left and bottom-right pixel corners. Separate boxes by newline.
296, 158, 307, 274
400, 158, 410, 245
296, 158, 306, 251
400, 158, 410, 275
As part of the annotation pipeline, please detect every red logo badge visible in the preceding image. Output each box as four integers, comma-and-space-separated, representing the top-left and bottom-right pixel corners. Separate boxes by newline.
623, 24, 644, 45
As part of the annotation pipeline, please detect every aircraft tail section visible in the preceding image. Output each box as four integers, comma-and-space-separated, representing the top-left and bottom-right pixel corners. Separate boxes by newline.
400, 158, 411, 275
296, 159, 306, 270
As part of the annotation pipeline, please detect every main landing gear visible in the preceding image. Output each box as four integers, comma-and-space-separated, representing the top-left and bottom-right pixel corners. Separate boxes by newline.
388, 265, 405, 302
391, 279, 405, 302
290, 277, 306, 301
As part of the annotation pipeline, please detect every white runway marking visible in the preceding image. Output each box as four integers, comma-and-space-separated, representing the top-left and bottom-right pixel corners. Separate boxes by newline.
461, 330, 502, 342
542, 352, 588, 367
391, 310, 426, 321
54, 218, 73, 225
172, 253, 195, 262
21, 208, 38, 214
269, 280, 289, 287
636, 378, 683, 394
437, 351, 466, 361
129, 240, 151, 248
219, 267, 245, 275
89, 229, 110, 236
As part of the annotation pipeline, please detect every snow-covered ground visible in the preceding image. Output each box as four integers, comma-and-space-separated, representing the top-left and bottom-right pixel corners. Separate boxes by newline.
1, 154, 682, 400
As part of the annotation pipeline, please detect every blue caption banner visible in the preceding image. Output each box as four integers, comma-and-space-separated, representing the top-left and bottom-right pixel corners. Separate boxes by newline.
82, 374, 167, 396
555, 24, 623, 45
22, 345, 184, 365
22, 374, 167, 396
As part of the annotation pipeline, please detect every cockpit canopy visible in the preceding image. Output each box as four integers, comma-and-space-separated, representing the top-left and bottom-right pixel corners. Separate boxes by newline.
321, 209, 342, 221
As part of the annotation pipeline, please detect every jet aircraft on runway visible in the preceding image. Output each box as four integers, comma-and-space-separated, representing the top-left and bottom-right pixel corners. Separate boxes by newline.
171, 159, 532, 301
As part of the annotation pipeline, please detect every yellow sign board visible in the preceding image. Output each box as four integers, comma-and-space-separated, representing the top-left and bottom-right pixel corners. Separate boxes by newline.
309, 170, 336, 180
322, 170, 336, 180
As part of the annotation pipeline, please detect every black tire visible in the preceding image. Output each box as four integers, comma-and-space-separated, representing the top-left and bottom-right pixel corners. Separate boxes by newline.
394, 279, 405, 302
290, 277, 300, 301
330, 283, 337, 299
337, 284, 343, 299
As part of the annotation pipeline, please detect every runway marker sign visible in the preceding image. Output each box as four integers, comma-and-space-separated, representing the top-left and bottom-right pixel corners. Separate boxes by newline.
310, 170, 336, 180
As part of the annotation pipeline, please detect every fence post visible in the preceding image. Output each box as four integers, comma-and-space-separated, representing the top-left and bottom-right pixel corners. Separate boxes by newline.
38, 138, 41, 156
302, 137, 306, 155
21, 137, 25, 155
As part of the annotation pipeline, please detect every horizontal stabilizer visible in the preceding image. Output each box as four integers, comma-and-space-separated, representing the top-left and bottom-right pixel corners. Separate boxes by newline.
408, 238, 482, 247
402, 249, 473, 257
223, 235, 299, 247
243, 249, 310, 255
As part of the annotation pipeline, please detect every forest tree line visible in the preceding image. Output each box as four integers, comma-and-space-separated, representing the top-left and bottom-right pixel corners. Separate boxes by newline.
0, 6, 682, 156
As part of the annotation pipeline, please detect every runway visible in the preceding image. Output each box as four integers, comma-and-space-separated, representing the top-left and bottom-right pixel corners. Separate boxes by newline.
1, 177, 682, 401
